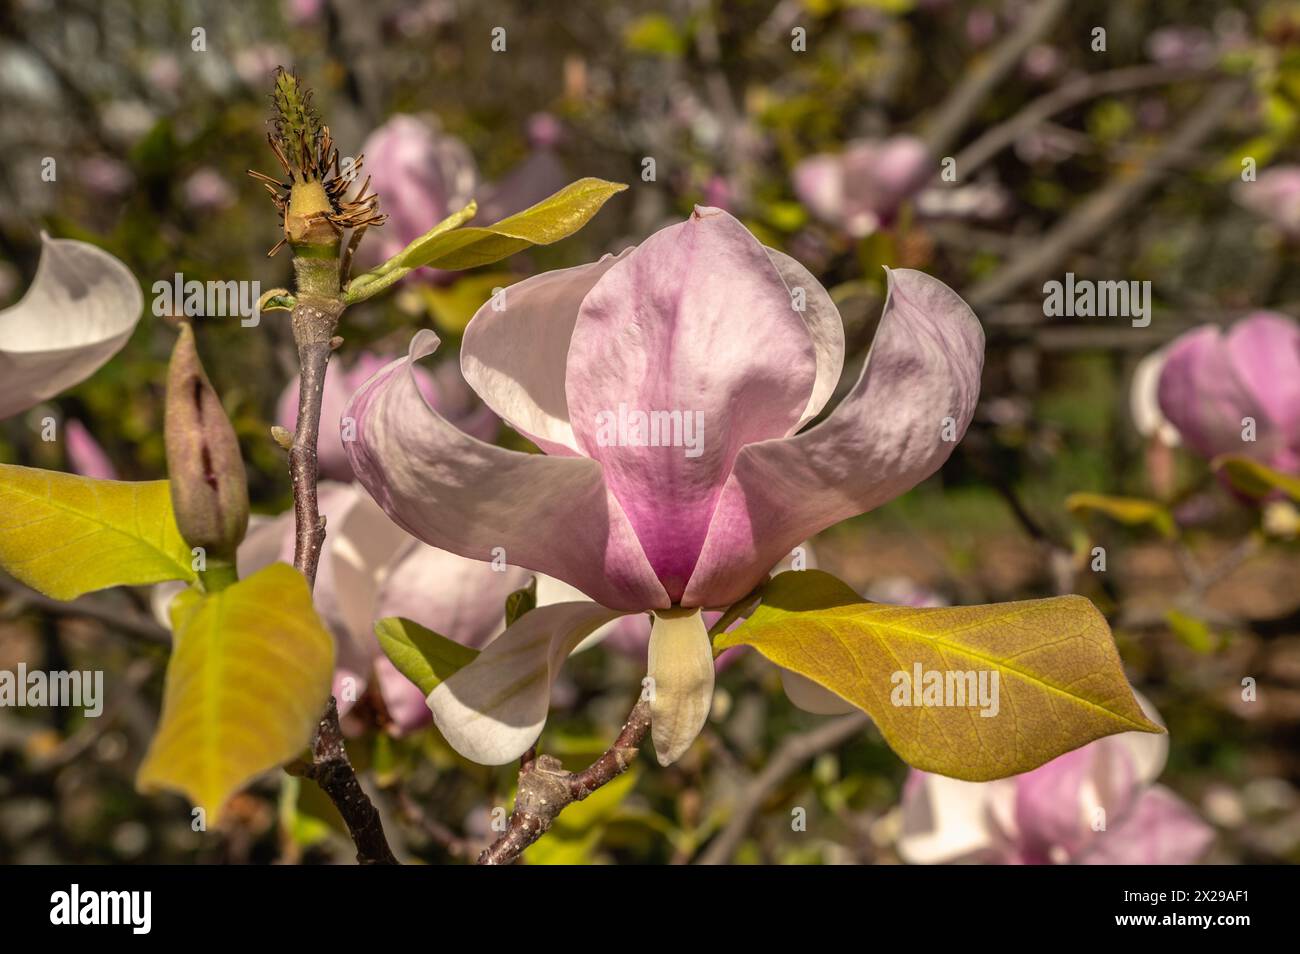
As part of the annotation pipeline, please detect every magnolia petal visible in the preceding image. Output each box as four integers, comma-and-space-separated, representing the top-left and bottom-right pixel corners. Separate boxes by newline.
1129, 348, 1180, 446
1225, 312, 1300, 451
314, 485, 413, 676
897, 770, 1008, 864
1082, 785, 1215, 864
376, 540, 530, 650
0, 235, 142, 419
373, 655, 433, 735
684, 267, 984, 608
764, 248, 845, 429
427, 601, 625, 764
566, 208, 818, 600
647, 609, 714, 765
344, 331, 669, 612
461, 251, 631, 456
1157, 325, 1269, 463
780, 667, 859, 715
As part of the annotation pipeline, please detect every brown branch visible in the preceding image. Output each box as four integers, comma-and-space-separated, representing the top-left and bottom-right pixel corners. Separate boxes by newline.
394, 787, 477, 861
921, 0, 1070, 159
965, 78, 1249, 310
0, 575, 170, 645
287, 697, 398, 864
478, 701, 652, 865
695, 711, 871, 865
949, 64, 1209, 179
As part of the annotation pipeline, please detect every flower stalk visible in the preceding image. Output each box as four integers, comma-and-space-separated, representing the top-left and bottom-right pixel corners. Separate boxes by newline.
252, 68, 396, 864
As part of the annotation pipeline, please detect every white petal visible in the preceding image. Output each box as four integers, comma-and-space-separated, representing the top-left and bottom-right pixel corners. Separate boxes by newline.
647, 608, 714, 765
0, 235, 142, 419
780, 668, 859, 715
427, 601, 625, 764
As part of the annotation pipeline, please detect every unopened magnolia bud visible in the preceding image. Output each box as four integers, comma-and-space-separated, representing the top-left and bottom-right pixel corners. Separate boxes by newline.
164, 323, 249, 561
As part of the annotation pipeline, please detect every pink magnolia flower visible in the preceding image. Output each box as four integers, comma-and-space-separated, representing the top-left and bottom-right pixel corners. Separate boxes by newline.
343, 207, 984, 766
277, 350, 498, 482
793, 136, 932, 238
64, 419, 118, 480
182, 168, 235, 212
356, 115, 478, 273
477, 114, 570, 225
898, 698, 1214, 865
1234, 166, 1300, 237
0, 235, 142, 420
224, 483, 530, 736
1156, 312, 1300, 476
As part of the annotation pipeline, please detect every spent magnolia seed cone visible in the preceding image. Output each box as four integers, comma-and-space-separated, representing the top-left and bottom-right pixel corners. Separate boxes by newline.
164, 322, 249, 560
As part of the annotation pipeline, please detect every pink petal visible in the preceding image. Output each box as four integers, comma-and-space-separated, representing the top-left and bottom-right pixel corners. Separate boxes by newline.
64, 419, 118, 480
1226, 311, 1300, 457
460, 251, 632, 455
1157, 325, 1271, 464
1081, 786, 1214, 864
565, 208, 818, 601
765, 248, 845, 427
792, 154, 846, 227
277, 352, 444, 482
373, 655, 433, 735
375, 540, 530, 650
683, 268, 984, 608
344, 331, 669, 612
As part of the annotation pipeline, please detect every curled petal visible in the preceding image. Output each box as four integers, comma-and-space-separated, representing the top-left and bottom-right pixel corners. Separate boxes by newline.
344, 331, 668, 612
460, 251, 631, 455
428, 601, 625, 764
565, 208, 818, 600
684, 268, 984, 608
647, 609, 713, 766
765, 248, 845, 429
0, 235, 142, 419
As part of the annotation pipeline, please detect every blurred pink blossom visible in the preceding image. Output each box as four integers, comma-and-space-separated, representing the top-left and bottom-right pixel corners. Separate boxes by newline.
1235, 166, 1300, 237
1156, 312, 1300, 476
793, 136, 931, 238
78, 157, 133, 198
277, 350, 498, 483
64, 419, 117, 480
182, 167, 235, 212
357, 115, 478, 274
899, 697, 1214, 864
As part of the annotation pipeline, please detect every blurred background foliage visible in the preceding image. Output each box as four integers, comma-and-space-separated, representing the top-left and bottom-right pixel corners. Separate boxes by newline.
1, 0, 1299, 864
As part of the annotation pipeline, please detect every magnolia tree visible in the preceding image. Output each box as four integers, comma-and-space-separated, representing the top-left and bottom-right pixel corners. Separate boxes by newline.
0, 71, 1172, 866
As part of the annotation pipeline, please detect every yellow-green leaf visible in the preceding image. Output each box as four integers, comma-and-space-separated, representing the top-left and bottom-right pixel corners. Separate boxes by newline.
1066, 492, 1176, 538
0, 464, 196, 600
137, 563, 334, 824
1212, 454, 1300, 502
716, 570, 1161, 782
398, 178, 627, 270
375, 616, 478, 698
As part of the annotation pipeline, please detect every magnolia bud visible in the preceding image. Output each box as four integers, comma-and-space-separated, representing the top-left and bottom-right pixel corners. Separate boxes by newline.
164, 323, 249, 561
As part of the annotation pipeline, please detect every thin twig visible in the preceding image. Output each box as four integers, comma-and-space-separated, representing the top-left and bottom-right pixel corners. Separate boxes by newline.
696, 711, 871, 865
0, 575, 170, 645
966, 79, 1249, 310
287, 697, 398, 865
921, 0, 1070, 158
949, 64, 1208, 179
478, 701, 652, 865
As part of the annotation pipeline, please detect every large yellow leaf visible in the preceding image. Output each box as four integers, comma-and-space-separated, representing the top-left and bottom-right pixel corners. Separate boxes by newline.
717, 571, 1160, 781
0, 464, 196, 599
137, 563, 334, 824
